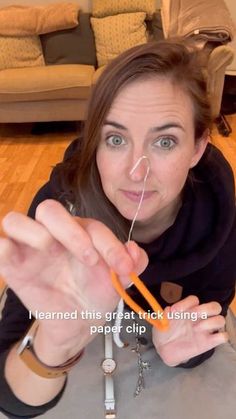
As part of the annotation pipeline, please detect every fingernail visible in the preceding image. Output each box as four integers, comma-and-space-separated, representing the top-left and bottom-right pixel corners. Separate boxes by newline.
83, 248, 99, 266
125, 241, 139, 261
116, 259, 133, 276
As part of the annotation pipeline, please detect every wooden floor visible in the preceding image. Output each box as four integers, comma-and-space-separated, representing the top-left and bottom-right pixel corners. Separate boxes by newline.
0, 117, 235, 314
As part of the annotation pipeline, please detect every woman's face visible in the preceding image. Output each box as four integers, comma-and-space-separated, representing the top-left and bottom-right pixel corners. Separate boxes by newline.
96, 77, 208, 224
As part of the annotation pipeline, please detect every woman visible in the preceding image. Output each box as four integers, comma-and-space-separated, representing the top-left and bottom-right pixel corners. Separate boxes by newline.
0, 40, 235, 418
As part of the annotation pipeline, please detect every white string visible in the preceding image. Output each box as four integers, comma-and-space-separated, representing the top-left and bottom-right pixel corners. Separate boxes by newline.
114, 156, 150, 348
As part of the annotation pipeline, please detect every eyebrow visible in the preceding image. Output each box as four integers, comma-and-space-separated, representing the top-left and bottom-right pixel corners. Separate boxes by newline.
103, 120, 185, 133
103, 120, 128, 130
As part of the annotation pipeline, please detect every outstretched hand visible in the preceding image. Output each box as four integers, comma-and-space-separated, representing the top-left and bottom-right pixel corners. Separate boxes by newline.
0, 200, 148, 352
152, 295, 228, 366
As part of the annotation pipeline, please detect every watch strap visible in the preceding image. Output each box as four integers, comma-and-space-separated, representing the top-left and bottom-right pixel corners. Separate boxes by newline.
105, 374, 116, 419
105, 328, 113, 359
104, 328, 116, 418
17, 321, 84, 379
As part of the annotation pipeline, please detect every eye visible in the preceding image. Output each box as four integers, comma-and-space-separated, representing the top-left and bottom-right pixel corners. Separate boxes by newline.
106, 134, 126, 147
154, 136, 176, 150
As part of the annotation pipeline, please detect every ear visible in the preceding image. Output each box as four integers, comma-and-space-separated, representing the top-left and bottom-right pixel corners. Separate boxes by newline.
190, 129, 209, 168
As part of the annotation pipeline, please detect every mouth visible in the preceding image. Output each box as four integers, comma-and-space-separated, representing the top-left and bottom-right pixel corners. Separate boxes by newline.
120, 190, 156, 202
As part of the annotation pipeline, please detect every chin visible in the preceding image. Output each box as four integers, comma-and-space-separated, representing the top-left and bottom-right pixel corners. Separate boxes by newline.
111, 194, 158, 222
118, 207, 155, 223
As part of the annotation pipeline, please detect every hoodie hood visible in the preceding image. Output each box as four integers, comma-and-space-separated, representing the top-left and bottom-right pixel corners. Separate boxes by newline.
138, 143, 236, 285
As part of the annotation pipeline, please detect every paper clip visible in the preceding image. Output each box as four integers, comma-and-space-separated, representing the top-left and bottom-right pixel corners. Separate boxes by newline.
110, 270, 169, 331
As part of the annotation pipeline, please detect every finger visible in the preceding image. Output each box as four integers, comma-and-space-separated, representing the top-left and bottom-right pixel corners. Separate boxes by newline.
35, 200, 101, 266
0, 237, 21, 266
125, 241, 148, 276
163, 305, 171, 316
36, 200, 134, 275
208, 331, 229, 348
171, 295, 199, 313
0, 238, 25, 286
2, 211, 54, 250
79, 218, 134, 275
191, 301, 222, 317
194, 315, 226, 332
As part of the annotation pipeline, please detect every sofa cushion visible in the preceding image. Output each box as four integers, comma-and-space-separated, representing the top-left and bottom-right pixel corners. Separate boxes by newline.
40, 12, 97, 67
91, 12, 147, 67
92, 65, 106, 84
92, 0, 155, 19
0, 35, 45, 70
0, 65, 95, 102
0, 3, 79, 36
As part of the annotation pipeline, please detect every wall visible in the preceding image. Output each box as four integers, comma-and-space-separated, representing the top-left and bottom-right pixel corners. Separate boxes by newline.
0, 0, 161, 12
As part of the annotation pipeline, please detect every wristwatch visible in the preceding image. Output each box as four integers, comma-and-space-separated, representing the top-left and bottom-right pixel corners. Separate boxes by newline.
17, 321, 84, 379
101, 358, 116, 374
101, 328, 117, 419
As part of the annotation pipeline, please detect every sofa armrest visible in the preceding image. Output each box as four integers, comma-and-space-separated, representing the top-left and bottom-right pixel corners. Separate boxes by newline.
207, 45, 234, 118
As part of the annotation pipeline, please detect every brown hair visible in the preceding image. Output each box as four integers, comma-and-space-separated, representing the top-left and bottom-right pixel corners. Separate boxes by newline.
55, 39, 213, 240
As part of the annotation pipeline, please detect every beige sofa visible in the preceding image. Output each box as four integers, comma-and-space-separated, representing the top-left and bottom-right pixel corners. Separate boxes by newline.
0, 3, 100, 123
225, 0, 236, 77
0, 0, 234, 123
161, 0, 235, 120
0, 0, 164, 123
0, 63, 97, 123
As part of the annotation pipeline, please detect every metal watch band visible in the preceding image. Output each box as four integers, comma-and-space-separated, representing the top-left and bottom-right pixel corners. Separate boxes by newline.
17, 321, 84, 379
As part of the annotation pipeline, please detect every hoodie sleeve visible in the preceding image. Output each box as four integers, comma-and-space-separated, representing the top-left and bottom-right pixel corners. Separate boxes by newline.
0, 139, 79, 417
177, 214, 236, 369
0, 275, 67, 418
175, 348, 215, 369
197, 213, 236, 317
0, 177, 61, 416
0, 348, 67, 419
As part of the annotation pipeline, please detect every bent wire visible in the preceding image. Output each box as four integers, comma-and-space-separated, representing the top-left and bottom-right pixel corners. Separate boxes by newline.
111, 155, 169, 332
110, 270, 169, 331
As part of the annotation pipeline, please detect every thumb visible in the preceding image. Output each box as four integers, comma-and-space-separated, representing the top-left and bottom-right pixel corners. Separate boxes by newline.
110, 241, 148, 294
125, 241, 149, 276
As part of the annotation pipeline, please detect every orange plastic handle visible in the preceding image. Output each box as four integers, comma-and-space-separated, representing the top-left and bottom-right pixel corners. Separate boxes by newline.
110, 270, 169, 331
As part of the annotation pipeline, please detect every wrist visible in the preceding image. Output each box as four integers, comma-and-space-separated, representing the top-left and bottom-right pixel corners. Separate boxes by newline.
34, 323, 86, 366
17, 321, 85, 379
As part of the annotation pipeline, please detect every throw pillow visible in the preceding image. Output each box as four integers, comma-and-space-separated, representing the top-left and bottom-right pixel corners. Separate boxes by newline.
91, 12, 147, 67
92, 0, 155, 20
40, 12, 97, 67
0, 3, 79, 36
0, 36, 45, 70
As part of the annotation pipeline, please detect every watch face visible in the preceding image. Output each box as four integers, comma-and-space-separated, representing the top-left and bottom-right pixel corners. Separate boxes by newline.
101, 358, 117, 374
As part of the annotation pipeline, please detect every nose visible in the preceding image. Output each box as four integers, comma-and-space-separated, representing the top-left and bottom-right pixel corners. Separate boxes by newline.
129, 155, 150, 182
